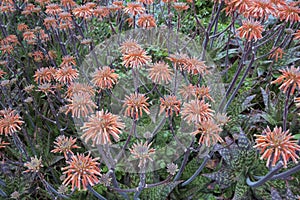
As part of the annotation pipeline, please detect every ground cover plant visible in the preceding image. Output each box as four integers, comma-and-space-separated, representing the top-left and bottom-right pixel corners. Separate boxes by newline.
1, 0, 300, 199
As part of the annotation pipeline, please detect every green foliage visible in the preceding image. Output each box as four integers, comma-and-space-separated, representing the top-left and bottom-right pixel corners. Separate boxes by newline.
202, 134, 270, 199
140, 181, 181, 200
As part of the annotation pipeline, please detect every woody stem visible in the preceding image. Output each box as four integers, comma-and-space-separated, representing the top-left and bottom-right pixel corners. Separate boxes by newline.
283, 86, 292, 131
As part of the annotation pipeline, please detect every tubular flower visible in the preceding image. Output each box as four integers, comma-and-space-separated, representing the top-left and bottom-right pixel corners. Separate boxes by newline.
130, 141, 155, 169
61, 0, 77, 8
138, 0, 154, 4
123, 93, 150, 119
45, 3, 62, 16
295, 97, 300, 108
91, 66, 119, 90
179, 84, 197, 101
0, 70, 6, 79
192, 120, 223, 147
65, 93, 97, 118
93, 6, 110, 20
81, 110, 125, 146
148, 61, 173, 84
277, 4, 300, 23
110, 1, 124, 11
35, 0, 51, 7
225, 0, 250, 15
0, 138, 9, 149
268, 47, 284, 62
34, 67, 56, 83
271, 66, 300, 95
0, 109, 24, 136
60, 55, 76, 68
122, 49, 151, 68
24, 156, 43, 173
62, 153, 101, 191
162, 0, 178, 3
194, 86, 214, 102
17, 23, 29, 32
254, 126, 300, 168
58, 11, 72, 21
237, 20, 264, 41
181, 57, 208, 75
47, 50, 57, 61
293, 30, 300, 40
3, 35, 19, 46
181, 99, 214, 124
65, 83, 95, 98
0, 44, 14, 55
72, 5, 93, 19
167, 53, 189, 69
159, 95, 181, 117
173, 2, 189, 12
55, 66, 78, 84
43, 17, 58, 30
137, 14, 156, 29
124, 2, 145, 16
270, 0, 286, 6
51, 135, 80, 159
120, 39, 142, 54
37, 83, 54, 94
246, 0, 275, 19
31, 51, 44, 62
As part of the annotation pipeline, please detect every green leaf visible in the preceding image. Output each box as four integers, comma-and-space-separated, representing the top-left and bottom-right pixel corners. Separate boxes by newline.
293, 134, 300, 140
140, 181, 182, 200
203, 168, 236, 188
233, 183, 249, 200
261, 112, 277, 125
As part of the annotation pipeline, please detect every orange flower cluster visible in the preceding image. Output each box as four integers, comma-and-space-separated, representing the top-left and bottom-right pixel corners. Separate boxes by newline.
0, 35, 19, 55
159, 95, 181, 117
225, 0, 299, 24
271, 66, 300, 95
130, 141, 155, 169
91, 66, 119, 90
121, 40, 151, 68
268, 47, 284, 62
122, 48, 151, 69
148, 61, 173, 84
65, 83, 95, 99
123, 93, 150, 120
119, 39, 142, 54
51, 135, 80, 159
181, 99, 214, 124
173, 2, 189, 12
81, 110, 125, 145
138, 0, 154, 5
124, 2, 145, 16
73, 4, 93, 19
167, 54, 208, 75
179, 84, 214, 102
137, 14, 156, 29
55, 66, 79, 84
62, 153, 101, 191
192, 120, 224, 147
237, 20, 264, 42
34, 67, 56, 84
65, 93, 97, 118
24, 156, 44, 173
254, 126, 300, 168
0, 109, 24, 136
